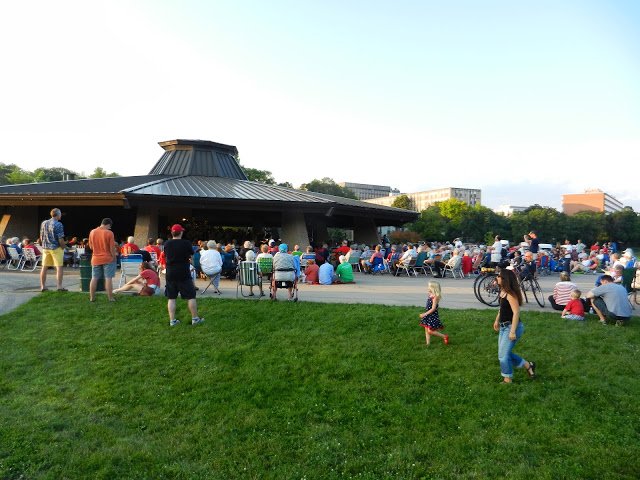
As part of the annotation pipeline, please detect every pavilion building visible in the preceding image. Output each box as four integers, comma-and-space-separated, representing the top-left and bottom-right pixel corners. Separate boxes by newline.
0, 139, 417, 247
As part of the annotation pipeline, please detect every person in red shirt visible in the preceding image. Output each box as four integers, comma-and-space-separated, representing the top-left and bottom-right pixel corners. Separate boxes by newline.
303, 260, 320, 284
561, 289, 585, 321
144, 238, 162, 257
114, 261, 161, 295
333, 240, 351, 257
121, 236, 140, 255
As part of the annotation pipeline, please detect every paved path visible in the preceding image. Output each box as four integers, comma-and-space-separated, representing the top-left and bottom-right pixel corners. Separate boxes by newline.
0, 267, 621, 315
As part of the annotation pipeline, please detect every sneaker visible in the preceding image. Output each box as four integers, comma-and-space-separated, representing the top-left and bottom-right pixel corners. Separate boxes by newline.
443, 335, 449, 345
170, 319, 180, 327
191, 317, 205, 326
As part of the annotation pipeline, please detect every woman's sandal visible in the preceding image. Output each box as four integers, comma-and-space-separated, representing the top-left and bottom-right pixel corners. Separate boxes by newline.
527, 361, 536, 379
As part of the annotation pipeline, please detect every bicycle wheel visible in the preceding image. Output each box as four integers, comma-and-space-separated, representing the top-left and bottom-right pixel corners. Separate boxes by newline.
473, 275, 483, 302
477, 274, 500, 306
531, 278, 545, 307
520, 278, 529, 304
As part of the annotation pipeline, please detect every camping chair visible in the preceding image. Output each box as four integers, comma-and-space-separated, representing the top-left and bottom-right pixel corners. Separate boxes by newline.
395, 257, 417, 276
21, 248, 42, 271
443, 256, 463, 278
6, 246, 24, 270
118, 254, 143, 288
236, 261, 263, 298
257, 256, 274, 285
369, 256, 386, 274
201, 267, 222, 295
348, 253, 362, 272
537, 254, 550, 276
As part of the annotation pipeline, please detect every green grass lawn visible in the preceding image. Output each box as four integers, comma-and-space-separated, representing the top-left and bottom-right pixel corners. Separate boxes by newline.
1, 293, 639, 479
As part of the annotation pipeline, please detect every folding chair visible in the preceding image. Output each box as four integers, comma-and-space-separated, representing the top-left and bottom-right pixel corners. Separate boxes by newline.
395, 257, 417, 276
236, 261, 263, 298
348, 253, 362, 272
21, 248, 42, 271
443, 256, 463, 278
118, 254, 143, 288
412, 252, 429, 276
6, 246, 25, 270
257, 257, 274, 291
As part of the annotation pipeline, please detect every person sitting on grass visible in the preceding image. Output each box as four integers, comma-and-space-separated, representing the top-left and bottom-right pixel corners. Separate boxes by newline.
318, 261, 335, 285
114, 261, 161, 296
335, 255, 355, 284
561, 289, 585, 321
304, 259, 319, 284
586, 275, 633, 326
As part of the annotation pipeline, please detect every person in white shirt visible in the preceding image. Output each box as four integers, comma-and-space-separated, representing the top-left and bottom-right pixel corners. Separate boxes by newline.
199, 240, 223, 294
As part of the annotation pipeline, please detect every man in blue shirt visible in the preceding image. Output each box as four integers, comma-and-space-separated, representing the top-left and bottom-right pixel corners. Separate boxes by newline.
318, 261, 335, 285
39, 208, 67, 292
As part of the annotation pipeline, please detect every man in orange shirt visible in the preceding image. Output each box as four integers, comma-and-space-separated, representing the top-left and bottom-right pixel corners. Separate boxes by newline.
88, 218, 118, 302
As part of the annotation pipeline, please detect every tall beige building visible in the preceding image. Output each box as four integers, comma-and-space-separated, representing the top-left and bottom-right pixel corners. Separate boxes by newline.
562, 189, 624, 215
364, 187, 481, 212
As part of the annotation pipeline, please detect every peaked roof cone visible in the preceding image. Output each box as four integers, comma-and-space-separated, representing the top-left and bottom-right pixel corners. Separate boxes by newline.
148, 139, 247, 180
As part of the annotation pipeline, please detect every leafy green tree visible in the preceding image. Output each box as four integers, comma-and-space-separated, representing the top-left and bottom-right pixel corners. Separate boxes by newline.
391, 194, 414, 210
409, 205, 448, 241
89, 167, 119, 178
463, 205, 509, 243
277, 181, 293, 189
33, 167, 79, 182
607, 208, 640, 245
243, 167, 277, 185
6, 168, 34, 185
510, 206, 564, 244
299, 178, 357, 199
0, 163, 23, 185
564, 211, 606, 245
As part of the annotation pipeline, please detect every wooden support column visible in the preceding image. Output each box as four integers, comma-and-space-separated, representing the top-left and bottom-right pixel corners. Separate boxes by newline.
280, 210, 310, 249
133, 206, 159, 247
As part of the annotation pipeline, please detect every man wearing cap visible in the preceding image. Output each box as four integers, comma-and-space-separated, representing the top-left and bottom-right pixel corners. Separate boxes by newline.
39, 207, 67, 292
88, 218, 118, 302
164, 224, 204, 326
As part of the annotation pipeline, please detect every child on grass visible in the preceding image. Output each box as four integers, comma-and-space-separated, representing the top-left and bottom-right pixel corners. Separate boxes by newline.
419, 281, 449, 346
561, 289, 585, 321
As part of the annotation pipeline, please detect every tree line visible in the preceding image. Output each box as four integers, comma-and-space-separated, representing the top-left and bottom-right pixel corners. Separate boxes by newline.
406, 198, 640, 247
7, 161, 633, 247
0, 164, 119, 185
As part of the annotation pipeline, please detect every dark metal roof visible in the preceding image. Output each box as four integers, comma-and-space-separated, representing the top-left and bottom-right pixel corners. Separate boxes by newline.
0, 175, 166, 194
148, 139, 247, 180
124, 176, 329, 203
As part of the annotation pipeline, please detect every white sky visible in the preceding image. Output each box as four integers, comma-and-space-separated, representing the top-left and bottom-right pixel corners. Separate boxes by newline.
1, 0, 639, 210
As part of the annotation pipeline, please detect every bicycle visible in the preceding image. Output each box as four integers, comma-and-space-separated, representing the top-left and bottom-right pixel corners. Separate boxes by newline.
519, 274, 545, 307
474, 267, 500, 306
